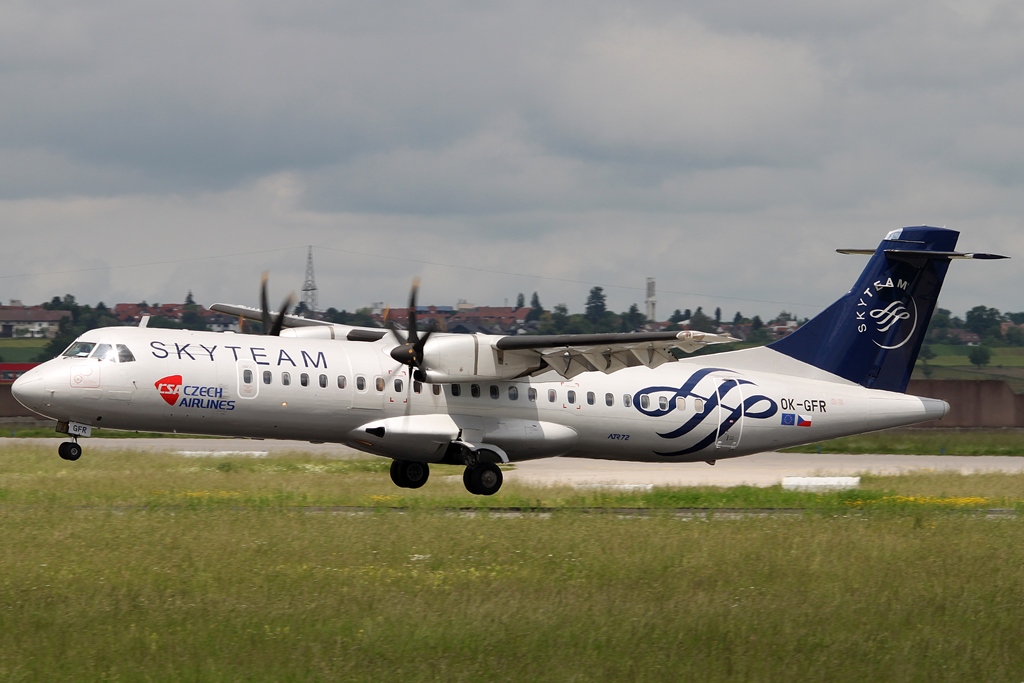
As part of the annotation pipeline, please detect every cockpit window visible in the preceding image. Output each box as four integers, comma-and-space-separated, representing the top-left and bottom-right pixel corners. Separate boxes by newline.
93, 344, 116, 362
62, 342, 96, 358
116, 344, 136, 363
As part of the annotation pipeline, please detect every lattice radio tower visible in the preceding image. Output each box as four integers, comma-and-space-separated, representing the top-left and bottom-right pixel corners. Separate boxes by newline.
301, 246, 318, 314
645, 277, 656, 322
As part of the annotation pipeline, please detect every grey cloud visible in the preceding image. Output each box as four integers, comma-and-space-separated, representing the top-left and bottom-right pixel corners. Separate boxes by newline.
0, 1, 1022, 322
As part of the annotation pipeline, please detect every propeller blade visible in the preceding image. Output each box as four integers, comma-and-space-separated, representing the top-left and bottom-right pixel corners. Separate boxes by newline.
260, 272, 272, 334
259, 273, 294, 336
406, 277, 420, 344
270, 293, 296, 336
389, 277, 434, 369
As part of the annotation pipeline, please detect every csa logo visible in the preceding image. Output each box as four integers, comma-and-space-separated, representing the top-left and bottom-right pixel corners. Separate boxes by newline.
155, 375, 183, 406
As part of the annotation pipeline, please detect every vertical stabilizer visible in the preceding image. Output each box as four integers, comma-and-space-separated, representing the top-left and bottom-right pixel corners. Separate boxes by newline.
769, 227, 959, 393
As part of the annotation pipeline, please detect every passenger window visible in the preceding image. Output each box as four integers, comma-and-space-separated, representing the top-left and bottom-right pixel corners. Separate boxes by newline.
263, 370, 272, 385
605, 393, 614, 407
116, 345, 135, 363
301, 373, 310, 387
356, 376, 366, 391
319, 374, 328, 388
374, 377, 384, 392
282, 372, 291, 386
587, 391, 595, 405
243, 369, 253, 383
432, 384, 441, 396
548, 389, 557, 403
678, 398, 686, 410
490, 385, 499, 399
93, 344, 115, 362
508, 386, 519, 400
471, 384, 481, 398
63, 342, 96, 358
659, 396, 668, 410
640, 395, 650, 409
395, 379, 404, 392
528, 388, 537, 402
694, 398, 704, 413
567, 390, 576, 404
451, 384, 462, 397
414, 381, 422, 394
337, 375, 347, 389
623, 394, 632, 408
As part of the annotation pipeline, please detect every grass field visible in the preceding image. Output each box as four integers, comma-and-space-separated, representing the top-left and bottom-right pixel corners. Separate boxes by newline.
785, 428, 1024, 456
913, 345, 1024, 391
0, 338, 48, 363
3, 444, 1024, 681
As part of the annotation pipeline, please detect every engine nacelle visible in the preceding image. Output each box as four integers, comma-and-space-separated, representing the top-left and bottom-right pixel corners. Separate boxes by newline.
422, 334, 537, 382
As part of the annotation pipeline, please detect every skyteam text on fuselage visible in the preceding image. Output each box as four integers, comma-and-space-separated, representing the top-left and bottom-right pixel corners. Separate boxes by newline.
12, 227, 1007, 495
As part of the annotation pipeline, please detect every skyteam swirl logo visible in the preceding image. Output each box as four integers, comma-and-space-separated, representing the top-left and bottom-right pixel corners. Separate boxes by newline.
634, 367, 778, 456
852, 272, 920, 350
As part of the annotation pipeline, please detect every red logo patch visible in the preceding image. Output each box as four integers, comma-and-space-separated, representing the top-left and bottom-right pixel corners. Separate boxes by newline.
155, 375, 183, 406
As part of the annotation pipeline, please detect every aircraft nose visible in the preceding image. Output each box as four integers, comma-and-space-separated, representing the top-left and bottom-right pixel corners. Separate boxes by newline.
11, 370, 46, 411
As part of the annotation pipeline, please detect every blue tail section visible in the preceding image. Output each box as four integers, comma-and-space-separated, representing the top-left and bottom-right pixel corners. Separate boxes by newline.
769, 226, 958, 393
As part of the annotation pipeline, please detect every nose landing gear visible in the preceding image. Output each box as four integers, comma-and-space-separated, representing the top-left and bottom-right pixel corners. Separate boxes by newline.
58, 440, 82, 461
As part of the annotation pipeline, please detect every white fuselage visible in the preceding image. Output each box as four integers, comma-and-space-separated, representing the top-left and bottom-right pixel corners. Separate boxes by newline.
12, 326, 948, 464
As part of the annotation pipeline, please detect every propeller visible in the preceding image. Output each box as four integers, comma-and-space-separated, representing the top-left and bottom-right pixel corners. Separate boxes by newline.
260, 272, 296, 336
387, 277, 435, 375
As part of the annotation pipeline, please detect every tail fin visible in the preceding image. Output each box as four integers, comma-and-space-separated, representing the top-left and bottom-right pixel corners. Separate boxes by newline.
769, 226, 1004, 393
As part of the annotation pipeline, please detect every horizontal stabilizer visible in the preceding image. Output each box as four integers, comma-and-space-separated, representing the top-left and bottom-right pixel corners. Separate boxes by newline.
837, 248, 1009, 260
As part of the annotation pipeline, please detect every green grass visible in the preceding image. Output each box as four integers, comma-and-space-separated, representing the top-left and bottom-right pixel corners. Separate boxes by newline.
914, 345, 1024, 391
786, 428, 1024, 456
0, 338, 48, 362
4, 444, 1024, 681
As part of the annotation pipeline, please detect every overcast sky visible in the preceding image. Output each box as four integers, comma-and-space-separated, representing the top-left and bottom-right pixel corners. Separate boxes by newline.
2, 0, 1022, 321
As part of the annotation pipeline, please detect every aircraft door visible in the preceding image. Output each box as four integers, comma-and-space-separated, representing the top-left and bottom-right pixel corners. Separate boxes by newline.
715, 377, 744, 449
236, 360, 259, 399
331, 346, 354, 410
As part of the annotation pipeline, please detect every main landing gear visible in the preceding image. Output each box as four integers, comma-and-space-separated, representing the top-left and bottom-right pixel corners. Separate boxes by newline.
390, 460, 430, 489
58, 441, 82, 461
388, 457, 504, 496
463, 462, 502, 496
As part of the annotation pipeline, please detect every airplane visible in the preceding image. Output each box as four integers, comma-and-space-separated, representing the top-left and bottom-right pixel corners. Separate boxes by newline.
11, 226, 1007, 495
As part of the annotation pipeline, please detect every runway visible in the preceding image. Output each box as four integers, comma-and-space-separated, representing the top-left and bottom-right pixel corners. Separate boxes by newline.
6, 437, 1024, 487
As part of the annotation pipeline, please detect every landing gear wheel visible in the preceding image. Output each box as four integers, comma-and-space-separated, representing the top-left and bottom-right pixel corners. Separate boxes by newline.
466, 462, 502, 496
390, 460, 430, 489
58, 442, 82, 462
463, 466, 481, 495
402, 461, 429, 489
390, 460, 409, 488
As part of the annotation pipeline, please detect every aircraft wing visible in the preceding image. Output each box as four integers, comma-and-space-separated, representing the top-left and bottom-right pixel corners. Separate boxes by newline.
492, 330, 738, 380
209, 303, 334, 328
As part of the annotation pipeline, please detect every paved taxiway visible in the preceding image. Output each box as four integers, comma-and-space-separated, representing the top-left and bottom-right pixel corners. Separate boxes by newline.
5, 438, 1024, 487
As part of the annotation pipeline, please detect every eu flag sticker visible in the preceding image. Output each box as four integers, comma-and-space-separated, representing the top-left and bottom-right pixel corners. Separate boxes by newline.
781, 413, 796, 426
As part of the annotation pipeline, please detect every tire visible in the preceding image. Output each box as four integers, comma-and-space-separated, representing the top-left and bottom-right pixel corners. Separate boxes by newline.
463, 466, 480, 495
59, 442, 82, 462
389, 460, 409, 488
469, 462, 502, 496
403, 461, 429, 489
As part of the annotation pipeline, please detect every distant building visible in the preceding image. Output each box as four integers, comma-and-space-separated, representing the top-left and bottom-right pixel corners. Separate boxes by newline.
946, 329, 982, 346
0, 306, 71, 338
